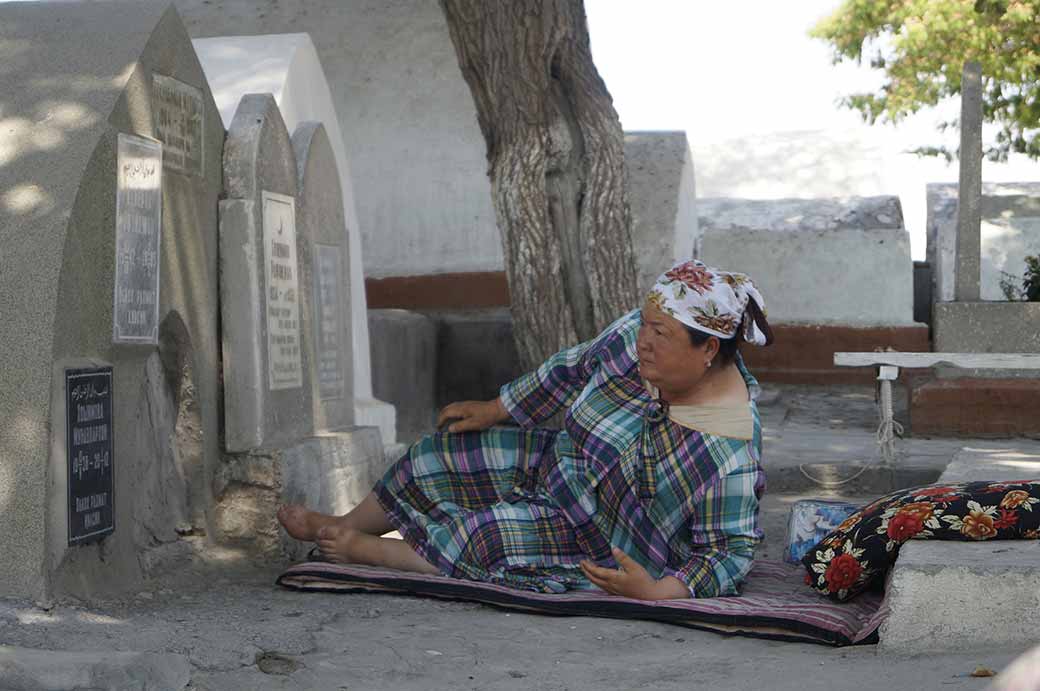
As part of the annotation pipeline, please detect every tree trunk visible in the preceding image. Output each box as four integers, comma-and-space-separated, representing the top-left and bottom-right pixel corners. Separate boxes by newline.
440, 0, 638, 370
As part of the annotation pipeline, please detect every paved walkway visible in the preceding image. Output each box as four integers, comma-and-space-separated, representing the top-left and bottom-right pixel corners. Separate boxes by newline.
1, 384, 1033, 690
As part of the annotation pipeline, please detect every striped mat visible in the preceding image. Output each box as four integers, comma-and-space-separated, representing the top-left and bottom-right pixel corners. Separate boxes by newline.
277, 559, 884, 647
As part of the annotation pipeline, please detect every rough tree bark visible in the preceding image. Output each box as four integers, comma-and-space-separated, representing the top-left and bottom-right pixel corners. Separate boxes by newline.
440, 0, 639, 370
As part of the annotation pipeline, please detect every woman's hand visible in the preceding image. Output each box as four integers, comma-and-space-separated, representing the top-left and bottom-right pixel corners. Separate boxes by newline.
436, 398, 510, 433
580, 547, 690, 600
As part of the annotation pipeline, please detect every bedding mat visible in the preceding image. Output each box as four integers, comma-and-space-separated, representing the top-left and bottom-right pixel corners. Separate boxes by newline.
277, 559, 884, 647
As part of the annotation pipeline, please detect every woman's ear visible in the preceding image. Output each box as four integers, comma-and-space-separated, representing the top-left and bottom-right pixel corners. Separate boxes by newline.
704, 336, 721, 361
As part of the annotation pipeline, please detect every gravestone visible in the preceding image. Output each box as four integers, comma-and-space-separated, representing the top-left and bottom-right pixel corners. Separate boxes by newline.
191, 32, 398, 447
220, 94, 311, 451
0, 1, 225, 600
292, 122, 355, 433
624, 131, 698, 295
215, 97, 386, 558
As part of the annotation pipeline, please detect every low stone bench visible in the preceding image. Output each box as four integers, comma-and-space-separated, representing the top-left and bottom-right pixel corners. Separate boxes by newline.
876, 444, 1040, 654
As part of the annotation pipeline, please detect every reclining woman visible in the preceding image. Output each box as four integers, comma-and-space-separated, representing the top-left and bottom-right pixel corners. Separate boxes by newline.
279, 260, 773, 600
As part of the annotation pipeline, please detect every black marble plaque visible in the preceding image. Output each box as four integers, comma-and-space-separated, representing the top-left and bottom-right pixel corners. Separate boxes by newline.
113, 133, 162, 344
314, 244, 345, 400
66, 367, 114, 545
151, 73, 204, 177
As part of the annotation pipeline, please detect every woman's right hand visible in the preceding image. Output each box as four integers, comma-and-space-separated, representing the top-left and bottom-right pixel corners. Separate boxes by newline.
436, 398, 510, 433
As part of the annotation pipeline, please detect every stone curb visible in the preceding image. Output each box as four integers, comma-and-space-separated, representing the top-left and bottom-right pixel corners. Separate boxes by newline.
878, 443, 1040, 654
0, 646, 191, 691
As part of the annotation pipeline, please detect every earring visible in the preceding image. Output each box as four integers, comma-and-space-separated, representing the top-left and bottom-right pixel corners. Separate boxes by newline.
705, 361, 712, 369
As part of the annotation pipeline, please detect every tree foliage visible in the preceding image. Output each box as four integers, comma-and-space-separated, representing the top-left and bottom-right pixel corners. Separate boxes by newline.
811, 0, 1040, 160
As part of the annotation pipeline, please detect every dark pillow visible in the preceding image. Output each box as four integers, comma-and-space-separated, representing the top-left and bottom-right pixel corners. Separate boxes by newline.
802, 480, 1040, 601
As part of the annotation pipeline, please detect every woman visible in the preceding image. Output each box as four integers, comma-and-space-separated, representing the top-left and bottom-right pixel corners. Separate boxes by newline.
279, 260, 773, 599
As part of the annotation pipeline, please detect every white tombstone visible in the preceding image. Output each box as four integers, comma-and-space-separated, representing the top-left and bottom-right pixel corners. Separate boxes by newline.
292, 122, 355, 433
220, 94, 311, 451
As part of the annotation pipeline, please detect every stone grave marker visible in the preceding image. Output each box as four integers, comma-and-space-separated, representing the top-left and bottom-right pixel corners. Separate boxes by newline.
292, 122, 355, 432
215, 111, 389, 558
0, 1, 224, 600
220, 94, 311, 451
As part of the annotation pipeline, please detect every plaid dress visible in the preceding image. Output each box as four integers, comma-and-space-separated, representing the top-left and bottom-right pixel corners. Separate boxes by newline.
374, 310, 765, 597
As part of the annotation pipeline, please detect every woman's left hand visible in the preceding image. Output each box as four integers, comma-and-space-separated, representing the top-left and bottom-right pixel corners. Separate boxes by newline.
580, 547, 667, 600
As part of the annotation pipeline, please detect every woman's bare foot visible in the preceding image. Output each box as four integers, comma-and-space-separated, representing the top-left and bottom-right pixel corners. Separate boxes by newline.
277, 505, 339, 542
316, 525, 361, 563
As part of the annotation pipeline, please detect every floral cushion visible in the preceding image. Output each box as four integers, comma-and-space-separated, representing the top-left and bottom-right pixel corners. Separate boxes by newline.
802, 480, 1040, 601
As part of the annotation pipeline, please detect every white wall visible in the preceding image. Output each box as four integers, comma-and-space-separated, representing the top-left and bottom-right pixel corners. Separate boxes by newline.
178, 0, 502, 280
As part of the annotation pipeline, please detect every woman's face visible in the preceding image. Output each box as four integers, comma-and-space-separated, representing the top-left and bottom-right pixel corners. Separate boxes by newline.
637, 300, 717, 395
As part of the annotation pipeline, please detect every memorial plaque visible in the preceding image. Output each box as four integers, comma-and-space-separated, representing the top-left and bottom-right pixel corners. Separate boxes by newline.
66, 367, 114, 545
314, 244, 345, 400
262, 190, 303, 390
151, 73, 204, 177
113, 133, 162, 344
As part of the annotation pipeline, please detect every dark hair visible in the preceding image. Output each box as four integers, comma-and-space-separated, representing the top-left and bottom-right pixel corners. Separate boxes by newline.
684, 299, 774, 366
684, 326, 740, 365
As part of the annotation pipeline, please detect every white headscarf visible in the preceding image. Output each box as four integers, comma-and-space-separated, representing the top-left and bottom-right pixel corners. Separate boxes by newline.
647, 260, 770, 346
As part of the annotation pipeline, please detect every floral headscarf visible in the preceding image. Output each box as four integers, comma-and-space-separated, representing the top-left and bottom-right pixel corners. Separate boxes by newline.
647, 260, 770, 345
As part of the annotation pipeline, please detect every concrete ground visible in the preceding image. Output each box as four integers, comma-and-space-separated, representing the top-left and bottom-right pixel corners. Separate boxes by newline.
1, 384, 1034, 690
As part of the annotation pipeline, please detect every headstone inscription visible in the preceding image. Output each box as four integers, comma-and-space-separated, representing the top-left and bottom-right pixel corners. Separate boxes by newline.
152, 73, 205, 177
113, 134, 163, 344
314, 244, 345, 401
292, 121, 355, 432
66, 367, 114, 545
262, 190, 303, 390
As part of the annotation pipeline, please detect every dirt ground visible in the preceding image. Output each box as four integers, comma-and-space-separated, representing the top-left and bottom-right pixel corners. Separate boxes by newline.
0, 385, 1027, 690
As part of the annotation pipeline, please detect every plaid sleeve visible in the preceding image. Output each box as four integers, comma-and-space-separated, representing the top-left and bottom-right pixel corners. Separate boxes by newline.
499, 310, 639, 428
664, 459, 763, 598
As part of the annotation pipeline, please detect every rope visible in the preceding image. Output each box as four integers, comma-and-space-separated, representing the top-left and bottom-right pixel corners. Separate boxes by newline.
876, 378, 904, 466
797, 463, 869, 488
